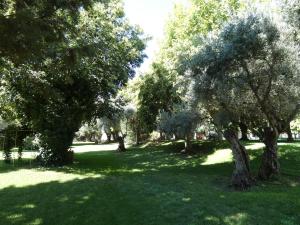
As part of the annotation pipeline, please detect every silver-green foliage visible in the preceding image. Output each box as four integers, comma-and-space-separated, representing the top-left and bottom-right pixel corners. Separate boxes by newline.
158, 110, 200, 139
190, 11, 300, 130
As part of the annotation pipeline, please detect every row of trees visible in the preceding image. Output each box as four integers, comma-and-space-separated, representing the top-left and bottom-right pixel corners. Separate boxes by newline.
129, 0, 300, 189
0, 0, 145, 165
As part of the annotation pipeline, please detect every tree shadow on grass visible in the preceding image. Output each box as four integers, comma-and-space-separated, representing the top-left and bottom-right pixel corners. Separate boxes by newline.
0, 158, 36, 174
1, 142, 300, 224
0, 162, 299, 225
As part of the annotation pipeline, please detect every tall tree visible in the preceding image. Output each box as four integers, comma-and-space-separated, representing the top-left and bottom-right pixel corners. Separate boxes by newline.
1, 1, 145, 165
138, 63, 181, 133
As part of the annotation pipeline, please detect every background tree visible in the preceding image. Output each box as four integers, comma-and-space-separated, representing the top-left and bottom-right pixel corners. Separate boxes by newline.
138, 63, 181, 134
76, 119, 103, 143
158, 110, 201, 153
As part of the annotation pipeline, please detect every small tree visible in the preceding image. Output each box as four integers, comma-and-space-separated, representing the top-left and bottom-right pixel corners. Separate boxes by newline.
159, 110, 201, 153
77, 119, 103, 143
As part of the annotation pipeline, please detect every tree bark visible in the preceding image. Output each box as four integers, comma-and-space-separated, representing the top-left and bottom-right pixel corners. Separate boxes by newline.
224, 129, 253, 190
258, 127, 280, 180
286, 124, 294, 142
239, 122, 249, 141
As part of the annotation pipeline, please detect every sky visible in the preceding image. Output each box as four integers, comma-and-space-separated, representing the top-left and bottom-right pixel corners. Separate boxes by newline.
123, 0, 189, 74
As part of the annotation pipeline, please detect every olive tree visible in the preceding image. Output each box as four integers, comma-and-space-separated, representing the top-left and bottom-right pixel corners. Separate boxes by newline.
158, 110, 201, 153
190, 12, 300, 181
76, 119, 103, 143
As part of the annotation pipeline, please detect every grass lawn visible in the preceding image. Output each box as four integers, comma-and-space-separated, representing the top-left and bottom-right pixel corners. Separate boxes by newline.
0, 141, 299, 225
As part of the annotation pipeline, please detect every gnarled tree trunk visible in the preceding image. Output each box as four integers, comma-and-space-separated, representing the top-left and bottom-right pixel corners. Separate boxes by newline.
224, 129, 253, 190
258, 127, 280, 180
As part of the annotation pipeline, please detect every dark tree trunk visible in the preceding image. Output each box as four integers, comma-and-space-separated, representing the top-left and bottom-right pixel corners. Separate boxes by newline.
18, 146, 23, 160
94, 134, 102, 144
258, 127, 280, 180
136, 127, 140, 145
239, 122, 249, 141
112, 132, 118, 141
159, 131, 164, 141
106, 133, 111, 143
224, 129, 253, 190
117, 135, 126, 152
286, 124, 294, 142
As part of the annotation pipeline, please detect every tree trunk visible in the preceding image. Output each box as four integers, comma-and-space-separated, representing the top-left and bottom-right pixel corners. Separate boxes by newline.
117, 133, 126, 152
286, 124, 294, 142
135, 127, 140, 145
216, 130, 223, 141
18, 146, 23, 160
106, 133, 111, 143
224, 129, 253, 190
239, 122, 249, 141
112, 132, 117, 141
258, 127, 280, 180
181, 133, 192, 154
159, 131, 164, 141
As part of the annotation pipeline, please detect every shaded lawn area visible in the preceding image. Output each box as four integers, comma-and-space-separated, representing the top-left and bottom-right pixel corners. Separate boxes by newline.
0, 141, 299, 225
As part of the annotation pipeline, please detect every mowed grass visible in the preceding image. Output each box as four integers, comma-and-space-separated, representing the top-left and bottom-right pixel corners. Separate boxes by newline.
0, 141, 299, 225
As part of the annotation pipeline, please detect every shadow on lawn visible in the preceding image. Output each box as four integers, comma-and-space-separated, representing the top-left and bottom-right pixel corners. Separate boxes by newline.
0, 164, 299, 225
0, 158, 35, 174
0, 141, 300, 225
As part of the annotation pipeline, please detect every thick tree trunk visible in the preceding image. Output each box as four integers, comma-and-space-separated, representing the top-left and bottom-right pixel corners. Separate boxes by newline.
239, 123, 249, 141
286, 124, 294, 142
224, 129, 253, 190
258, 127, 280, 180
